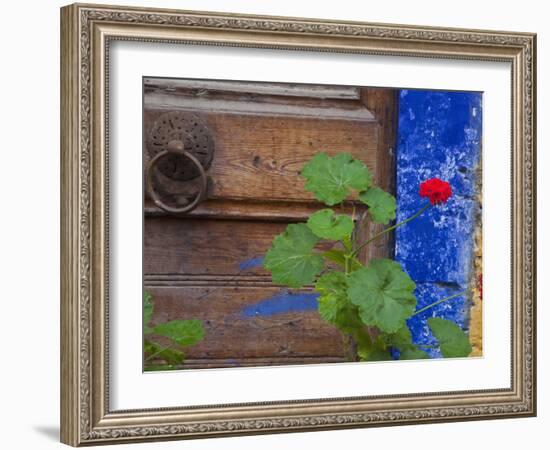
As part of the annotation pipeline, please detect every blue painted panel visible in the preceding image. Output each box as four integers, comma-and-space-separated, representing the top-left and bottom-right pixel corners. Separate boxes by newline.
397, 90, 482, 199
396, 89, 482, 357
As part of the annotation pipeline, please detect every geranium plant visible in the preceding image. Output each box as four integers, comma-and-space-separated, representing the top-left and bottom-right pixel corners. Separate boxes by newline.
263, 152, 471, 361
143, 291, 205, 371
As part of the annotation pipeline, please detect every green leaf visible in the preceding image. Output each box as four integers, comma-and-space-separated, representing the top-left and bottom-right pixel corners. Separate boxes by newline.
384, 325, 413, 348
347, 258, 417, 333
359, 187, 397, 224
315, 272, 363, 333
301, 153, 373, 205
144, 364, 177, 372
358, 347, 393, 361
317, 295, 340, 324
342, 235, 353, 252
322, 249, 347, 267
144, 339, 184, 366
380, 325, 428, 360
307, 209, 354, 240
399, 347, 429, 360
322, 249, 363, 271
316, 272, 347, 323
263, 223, 324, 288
428, 317, 472, 358
357, 336, 392, 361
143, 291, 154, 335
154, 319, 205, 347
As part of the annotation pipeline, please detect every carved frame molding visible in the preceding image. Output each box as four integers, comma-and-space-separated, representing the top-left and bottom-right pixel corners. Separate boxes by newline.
60, 3, 536, 446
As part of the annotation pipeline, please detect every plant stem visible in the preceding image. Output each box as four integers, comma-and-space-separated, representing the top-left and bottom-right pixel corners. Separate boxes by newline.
344, 255, 350, 274
352, 203, 431, 257
411, 290, 467, 317
145, 341, 178, 363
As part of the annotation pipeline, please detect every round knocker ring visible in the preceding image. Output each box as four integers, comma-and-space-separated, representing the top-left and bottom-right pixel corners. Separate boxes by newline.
145, 140, 208, 214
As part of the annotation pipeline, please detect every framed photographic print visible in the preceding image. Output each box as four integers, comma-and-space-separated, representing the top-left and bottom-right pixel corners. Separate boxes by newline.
60, 3, 536, 446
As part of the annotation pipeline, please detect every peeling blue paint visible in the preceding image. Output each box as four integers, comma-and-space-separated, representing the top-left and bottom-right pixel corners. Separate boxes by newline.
396, 198, 477, 285
240, 291, 319, 318
407, 283, 470, 358
396, 89, 482, 358
238, 256, 264, 271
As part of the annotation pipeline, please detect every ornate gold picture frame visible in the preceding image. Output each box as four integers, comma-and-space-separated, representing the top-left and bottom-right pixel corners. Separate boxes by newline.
60, 3, 536, 446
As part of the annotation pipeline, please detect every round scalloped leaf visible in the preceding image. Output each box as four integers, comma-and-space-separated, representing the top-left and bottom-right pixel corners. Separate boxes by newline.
383, 324, 413, 348
359, 187, 397, 224
428, 317, 472, 358
153, 319, 205, 347
316, 272, 347, 323
357, 336, 393, 361
399, 347, 429, 360
301, 152, 373, 205
381, 325, 430, 360
307, 209, 354, 240
315, 272, 363, 332
347, 258, 417, 333
263, 223, 324, 288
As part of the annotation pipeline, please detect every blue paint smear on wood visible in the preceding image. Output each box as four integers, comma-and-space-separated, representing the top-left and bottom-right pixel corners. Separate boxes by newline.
238, 256, 264, 271
396, 89, 482, 358
225, 358, 240, 367
241, 291, 319, 318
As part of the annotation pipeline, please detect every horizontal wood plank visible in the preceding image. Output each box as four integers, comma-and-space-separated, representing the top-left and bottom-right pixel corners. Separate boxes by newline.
144, 217, 282, 276
144, 110, 380, 203
144, 78, 363, 100
144, 198, 364, 221
145, 93, 375, 121
145, 286, 351, 366
169, 356, 348, 370
144, 216, 344, 276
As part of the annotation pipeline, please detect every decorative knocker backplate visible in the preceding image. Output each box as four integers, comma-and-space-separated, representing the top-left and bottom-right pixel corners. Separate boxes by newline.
145, 112, 214, 214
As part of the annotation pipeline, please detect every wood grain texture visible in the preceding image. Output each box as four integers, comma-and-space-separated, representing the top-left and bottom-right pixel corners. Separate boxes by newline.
145, 217, 284, 276
360, 88, 398, 262
144, 79, 374, 121
145, 286, 351, 368
143, 79, 397, 369
145, 216, 347, 276
143, 111, 379, 203
144, 78, 363, 100
144, 198, 359, 221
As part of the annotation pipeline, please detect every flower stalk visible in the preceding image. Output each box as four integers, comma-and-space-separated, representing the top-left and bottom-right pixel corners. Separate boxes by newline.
411, 291, 467, 317
351, 203, 431, 257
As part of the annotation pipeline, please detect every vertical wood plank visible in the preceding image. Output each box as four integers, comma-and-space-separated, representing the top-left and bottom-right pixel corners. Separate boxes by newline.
359, 88, 399, 262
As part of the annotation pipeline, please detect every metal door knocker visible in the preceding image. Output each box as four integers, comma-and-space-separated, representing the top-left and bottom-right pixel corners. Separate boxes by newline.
145, 112, 215, 214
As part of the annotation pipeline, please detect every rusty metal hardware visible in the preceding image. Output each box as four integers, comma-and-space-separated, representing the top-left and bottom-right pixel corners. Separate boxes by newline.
145, 112, 214, 214
145, 140, 208, 214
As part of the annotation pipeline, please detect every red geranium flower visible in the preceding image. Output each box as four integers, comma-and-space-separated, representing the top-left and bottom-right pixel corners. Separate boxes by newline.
419, 178, 452, 205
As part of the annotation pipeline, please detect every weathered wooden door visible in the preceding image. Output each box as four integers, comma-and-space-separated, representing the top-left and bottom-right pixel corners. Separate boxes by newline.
144, 78, 397, 369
